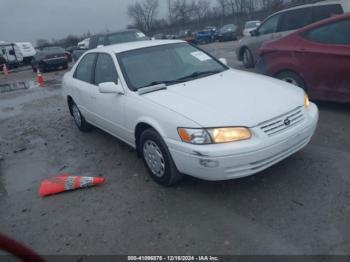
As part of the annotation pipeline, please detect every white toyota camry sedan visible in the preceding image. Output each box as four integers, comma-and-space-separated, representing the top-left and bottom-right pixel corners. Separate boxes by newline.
63, 40, 318, 186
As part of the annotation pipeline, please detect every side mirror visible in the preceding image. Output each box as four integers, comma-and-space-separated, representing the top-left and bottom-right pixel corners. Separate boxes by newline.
9, 50, 15, 55
250, 29, 259, 37
98, 82, 124, 95
219, 58, 228, 66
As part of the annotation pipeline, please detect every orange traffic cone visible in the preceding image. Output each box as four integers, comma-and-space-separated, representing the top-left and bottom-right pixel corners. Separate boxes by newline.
39, 173, 106, 197
3, 64, 9, 78
36, 68, 45, 87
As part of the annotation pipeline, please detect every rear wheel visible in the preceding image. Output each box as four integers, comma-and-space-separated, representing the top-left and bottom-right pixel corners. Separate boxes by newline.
140, 128, 183, 186
242, 48, 254, 68
69, 101, 92, 132
276, 71, 306, 90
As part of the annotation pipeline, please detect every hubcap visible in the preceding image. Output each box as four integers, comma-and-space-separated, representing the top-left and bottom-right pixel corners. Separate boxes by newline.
72, 105, 82, 127
282, 77, 299, 86
143, 140, 165, 177
243, 50, 250, 65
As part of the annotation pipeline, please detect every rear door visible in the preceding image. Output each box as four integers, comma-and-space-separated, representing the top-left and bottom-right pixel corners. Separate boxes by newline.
296, 19, 350, 101
276, 7, 313, 39
71, 53, 97, 122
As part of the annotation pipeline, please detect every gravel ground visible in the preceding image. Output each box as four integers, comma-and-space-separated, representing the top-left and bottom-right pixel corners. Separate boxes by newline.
0, 41, 350, 256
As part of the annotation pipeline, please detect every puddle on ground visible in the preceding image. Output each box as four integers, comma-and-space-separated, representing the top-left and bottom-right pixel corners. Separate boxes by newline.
0, 83, 62, 120
0, 81, 38, 94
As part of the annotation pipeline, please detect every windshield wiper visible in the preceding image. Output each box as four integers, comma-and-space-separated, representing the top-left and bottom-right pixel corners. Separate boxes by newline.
136, 70, 223, 94
176, 70, 223, 82
137, 83, 168, 95
141, 80, 180, 88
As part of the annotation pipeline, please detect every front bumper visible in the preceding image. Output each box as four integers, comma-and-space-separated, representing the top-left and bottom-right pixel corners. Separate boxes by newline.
166, 104, 319, 181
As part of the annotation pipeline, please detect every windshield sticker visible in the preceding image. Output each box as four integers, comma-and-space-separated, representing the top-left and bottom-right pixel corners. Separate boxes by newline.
191, 51, 212, 61
136, 32, 146, 38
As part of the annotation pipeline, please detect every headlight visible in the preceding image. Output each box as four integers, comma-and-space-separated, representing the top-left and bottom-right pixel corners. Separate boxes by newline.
304, 93, 310, 109
178, 128, 212, 144
207, 127, 251, 143
178, 127, 251, 144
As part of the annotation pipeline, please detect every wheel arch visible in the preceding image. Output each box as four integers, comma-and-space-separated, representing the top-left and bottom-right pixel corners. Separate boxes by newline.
67, 95, 74, 116
239, 46, 250, 61
274, 69, 308, 90
134, 121, 165, 157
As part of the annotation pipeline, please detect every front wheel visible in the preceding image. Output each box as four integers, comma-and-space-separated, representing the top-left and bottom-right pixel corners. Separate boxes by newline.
276, 71, 306, 90
69, 102, 92, 132
242, 48, 254, 68
140, 129, 183, 186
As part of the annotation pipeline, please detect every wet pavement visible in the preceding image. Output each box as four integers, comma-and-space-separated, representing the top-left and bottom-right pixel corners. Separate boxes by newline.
0, 41, 350, 256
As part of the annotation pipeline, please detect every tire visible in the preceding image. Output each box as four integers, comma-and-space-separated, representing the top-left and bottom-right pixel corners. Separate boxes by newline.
242, 48, 254, 68
40, 64, 46, 73
276, 71, 306, 90
69, 101, 92, 132
140, 128, 184, 186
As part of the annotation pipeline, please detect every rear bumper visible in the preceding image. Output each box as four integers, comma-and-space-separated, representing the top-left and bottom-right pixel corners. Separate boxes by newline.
166, 104, 318, 181
43, 59, 67, 68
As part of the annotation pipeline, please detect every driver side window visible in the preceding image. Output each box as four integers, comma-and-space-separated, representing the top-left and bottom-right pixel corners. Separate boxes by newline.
258, 14, 280, 35
94, 53, 118, 85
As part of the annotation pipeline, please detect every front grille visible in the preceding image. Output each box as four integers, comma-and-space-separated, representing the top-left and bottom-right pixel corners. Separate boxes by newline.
259, 106, 304, 137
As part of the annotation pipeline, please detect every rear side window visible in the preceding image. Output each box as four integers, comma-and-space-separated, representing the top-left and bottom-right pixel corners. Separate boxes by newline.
74, 53, 96, 83
94, 53, 118, 85
312, 4, 343, 23
258, 14, 280, 35
305, 19, 350, 45
278, 8, 313, 32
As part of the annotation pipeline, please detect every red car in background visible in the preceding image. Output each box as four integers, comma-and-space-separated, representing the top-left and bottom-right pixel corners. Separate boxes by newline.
257, 14, 350, 103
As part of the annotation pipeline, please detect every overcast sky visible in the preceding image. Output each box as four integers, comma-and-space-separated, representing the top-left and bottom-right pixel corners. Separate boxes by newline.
0, 0, 167, 45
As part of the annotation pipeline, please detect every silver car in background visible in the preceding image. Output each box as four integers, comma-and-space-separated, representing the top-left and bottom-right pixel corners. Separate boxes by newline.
243, 20, 261, 37
236, 0, 350, 68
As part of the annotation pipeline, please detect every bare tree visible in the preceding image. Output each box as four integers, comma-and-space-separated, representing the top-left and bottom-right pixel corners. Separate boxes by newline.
127, 0, 159, 33
168, 0, 196, 26
261, 0, 284, 12
216, 0, 228, 16
193, 0, 211, 26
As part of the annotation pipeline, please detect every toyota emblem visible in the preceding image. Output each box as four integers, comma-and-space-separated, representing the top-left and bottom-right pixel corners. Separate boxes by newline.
284, 118, 291, 126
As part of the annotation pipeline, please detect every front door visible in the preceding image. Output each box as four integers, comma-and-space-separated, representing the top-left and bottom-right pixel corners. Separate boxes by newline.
92, 53, 126, 139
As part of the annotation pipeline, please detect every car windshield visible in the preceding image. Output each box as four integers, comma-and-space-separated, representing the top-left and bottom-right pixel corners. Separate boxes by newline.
221, 24, 236, 31
117, 43, 228, 91
245, 21, 260, 29
108, 31, 148, 45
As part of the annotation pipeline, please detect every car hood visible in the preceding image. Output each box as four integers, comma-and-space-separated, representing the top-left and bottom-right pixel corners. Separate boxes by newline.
142, 69, 305, 127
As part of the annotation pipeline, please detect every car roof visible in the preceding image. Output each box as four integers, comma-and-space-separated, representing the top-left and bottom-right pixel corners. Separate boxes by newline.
93, 29, 141, 37
89, 40, 185, 54
274, 0, 346, 15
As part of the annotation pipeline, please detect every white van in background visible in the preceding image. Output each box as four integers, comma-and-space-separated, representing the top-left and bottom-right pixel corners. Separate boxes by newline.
0, 42, 23, 68
15, 42, 36, 64
77, 38, 90, 49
